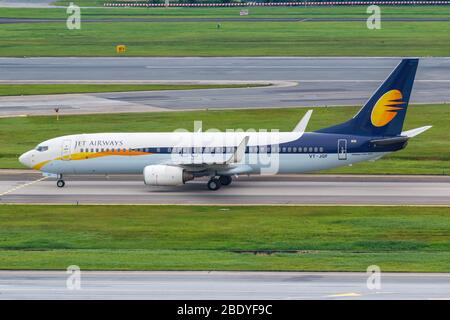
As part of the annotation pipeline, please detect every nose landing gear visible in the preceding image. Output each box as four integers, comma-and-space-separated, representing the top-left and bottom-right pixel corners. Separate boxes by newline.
56, 175, 65, 188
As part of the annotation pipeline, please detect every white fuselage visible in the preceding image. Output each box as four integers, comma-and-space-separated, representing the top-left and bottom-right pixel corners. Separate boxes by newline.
19, 131, 385, 177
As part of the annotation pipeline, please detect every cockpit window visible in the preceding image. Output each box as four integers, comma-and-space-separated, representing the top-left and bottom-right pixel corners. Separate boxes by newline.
36, 146, 48, 152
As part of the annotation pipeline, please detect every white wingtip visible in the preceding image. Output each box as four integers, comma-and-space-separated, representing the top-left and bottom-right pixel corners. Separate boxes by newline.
293, 109, 313, 133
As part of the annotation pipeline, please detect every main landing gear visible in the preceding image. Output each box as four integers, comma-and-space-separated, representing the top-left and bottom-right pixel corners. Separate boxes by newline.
207, 175, 232, 191
219, 175, 232, 186
56, 175, 65, 188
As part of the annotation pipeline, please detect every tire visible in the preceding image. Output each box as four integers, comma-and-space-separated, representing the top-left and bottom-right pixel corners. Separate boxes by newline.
57, 180, 65, 188
219, 175, 232, 186
207, 178, 221, 191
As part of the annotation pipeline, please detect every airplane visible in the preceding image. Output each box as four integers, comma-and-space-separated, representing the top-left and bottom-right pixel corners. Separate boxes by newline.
19, 58, 431, 191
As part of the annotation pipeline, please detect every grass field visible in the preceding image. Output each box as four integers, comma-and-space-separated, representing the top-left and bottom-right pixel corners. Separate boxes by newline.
0, 7, 450, 56
0, 104, 448, 174
5, 6, 450, 19
0, 83, 264, 96
0, 205, 448, 271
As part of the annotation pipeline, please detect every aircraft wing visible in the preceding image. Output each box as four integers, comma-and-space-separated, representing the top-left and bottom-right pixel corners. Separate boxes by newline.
162, 136, 250, 172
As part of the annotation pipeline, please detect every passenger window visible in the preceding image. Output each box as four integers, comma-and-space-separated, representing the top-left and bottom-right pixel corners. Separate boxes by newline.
293, 147, 297, 152
282, 147, 286, 153
80, 148, 84, 152
314, 147, 318, 153
287, 147, 292, 153
319, 147, 324, 153
309, 147, 313, 153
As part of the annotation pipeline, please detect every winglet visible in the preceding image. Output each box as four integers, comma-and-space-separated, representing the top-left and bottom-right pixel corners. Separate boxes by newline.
227, 136, 249, 164
293, 110, 313, 133
401, 125, 432, 138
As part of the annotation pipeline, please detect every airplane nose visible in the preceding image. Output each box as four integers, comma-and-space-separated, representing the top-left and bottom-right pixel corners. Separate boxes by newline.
19, 151, 32, 168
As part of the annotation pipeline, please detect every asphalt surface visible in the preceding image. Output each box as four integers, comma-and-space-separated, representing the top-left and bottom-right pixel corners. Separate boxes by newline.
0, 271, 449, 300
0, 0, 53, 7
1, 172, 450, 205
1, 57, 450, 116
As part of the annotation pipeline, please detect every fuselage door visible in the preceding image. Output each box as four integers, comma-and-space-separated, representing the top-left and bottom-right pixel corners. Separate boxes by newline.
337, 139, 347, 160
61, 139, 72, 161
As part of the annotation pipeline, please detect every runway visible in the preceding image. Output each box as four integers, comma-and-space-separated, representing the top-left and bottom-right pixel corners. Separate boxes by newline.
0, 271, 449, 300
1, 57, 450, 116
0, 0, 53, 7
1, 172, 449, 205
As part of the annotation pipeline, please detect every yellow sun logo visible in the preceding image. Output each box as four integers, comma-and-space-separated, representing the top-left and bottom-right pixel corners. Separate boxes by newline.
371, 89, 405, 127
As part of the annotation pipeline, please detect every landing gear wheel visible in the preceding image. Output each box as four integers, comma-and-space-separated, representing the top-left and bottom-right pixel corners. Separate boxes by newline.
207, 178, 221, 191
57, 180, 65, 188
219, 175, 232, 186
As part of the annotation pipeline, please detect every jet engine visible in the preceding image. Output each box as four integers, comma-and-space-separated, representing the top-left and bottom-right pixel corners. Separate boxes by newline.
143, 165, 194, 186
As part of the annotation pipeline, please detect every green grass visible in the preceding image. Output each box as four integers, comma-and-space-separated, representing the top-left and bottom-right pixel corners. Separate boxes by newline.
7, 6, 450, 19
0, 205, 449, 271
0, 83, 265, 96
0, 104, 448, 173
0, 6, 450, 56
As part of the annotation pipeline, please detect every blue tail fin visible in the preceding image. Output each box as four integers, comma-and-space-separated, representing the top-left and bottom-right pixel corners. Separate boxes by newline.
316, 59, 418, 137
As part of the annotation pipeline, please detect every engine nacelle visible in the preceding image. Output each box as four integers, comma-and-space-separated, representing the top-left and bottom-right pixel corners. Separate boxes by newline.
143, 165, 194, 186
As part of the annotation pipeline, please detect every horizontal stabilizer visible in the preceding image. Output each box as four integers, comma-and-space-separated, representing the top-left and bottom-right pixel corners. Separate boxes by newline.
293, 110, 313, 133
370, 136, 409, 147
401, 126, 432, 138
